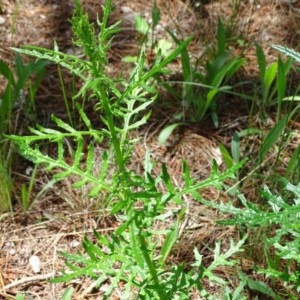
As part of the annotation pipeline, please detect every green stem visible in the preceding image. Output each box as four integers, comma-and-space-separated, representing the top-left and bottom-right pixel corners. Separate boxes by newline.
134, 218, 166, 299
97, 86, 126, 174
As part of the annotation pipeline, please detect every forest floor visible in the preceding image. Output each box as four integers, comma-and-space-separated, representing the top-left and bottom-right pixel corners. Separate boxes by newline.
1, 0, 300, 299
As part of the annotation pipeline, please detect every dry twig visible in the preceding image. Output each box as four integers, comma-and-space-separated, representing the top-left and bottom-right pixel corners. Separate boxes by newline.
1, 272, 55, 291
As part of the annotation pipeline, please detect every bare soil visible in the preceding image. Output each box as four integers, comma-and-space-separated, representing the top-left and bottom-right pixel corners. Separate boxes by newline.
1, 0, 300, 299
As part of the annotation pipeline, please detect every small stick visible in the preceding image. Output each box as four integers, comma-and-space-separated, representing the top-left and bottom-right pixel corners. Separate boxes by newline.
1, 272, 55, 291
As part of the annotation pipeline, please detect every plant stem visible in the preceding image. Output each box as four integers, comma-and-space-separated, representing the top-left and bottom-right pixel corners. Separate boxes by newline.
133, 216, 166, 299
97, 86, 126, 174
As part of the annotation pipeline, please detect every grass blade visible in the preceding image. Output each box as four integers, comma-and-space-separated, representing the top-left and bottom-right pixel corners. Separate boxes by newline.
259, 115, 288, 161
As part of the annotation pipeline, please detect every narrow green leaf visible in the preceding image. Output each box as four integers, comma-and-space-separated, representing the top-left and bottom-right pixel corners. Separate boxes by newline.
276, 56, 286, 119
0, 60, 16, 86
206, 88, 218, 105
85, 142, 94, 174
264, 62, 277, 90
285, 144, 300, 180
52, 115, 77, 133
166, 29, 194, 102
256, 43, 266, 80
152, 2, 160, 27
111, 200, 127, 214
158, 123, 183, 145
21, 184, 29, 212
76, 102, 92, 129
73, 138, 84, 167
122, 56, 138, 63
206, 53, 229, 82
217, 18, 226, 55
161, 163, 175, 194
159, 219, 179, 265
82, 236, 103, 260
182, 160, 193, 188
259, 116, 288, 161
211, 58, 243, 88
231, 132, 240, 163
239, 272, 281, 300
219, 143, 233, 169
131, 227, 145, 269
61, 287, 74, 300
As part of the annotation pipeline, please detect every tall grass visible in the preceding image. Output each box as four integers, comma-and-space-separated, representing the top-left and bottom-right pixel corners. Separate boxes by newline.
0, 55, 47, 212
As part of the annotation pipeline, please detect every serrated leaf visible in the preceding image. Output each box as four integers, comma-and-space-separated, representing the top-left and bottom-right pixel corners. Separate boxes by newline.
239, 272, 281, 300
82, 236, 103, 261
271, 44, 300, 63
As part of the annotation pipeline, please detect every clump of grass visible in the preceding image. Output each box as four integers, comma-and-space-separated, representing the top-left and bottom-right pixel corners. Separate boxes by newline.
164, 18, 245, 127
0, 54, 47, 212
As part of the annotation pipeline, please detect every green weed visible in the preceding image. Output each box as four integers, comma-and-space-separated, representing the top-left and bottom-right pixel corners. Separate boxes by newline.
164, 18, 245, 127
0, 54, 47, 212
158, 18, 245, 144
255, 43, 293, 122
6, 0, 300, 298
8, 0, 248, 298
203, 180, 300, 298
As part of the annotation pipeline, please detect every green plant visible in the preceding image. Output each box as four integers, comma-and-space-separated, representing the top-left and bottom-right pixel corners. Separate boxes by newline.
163, 18, 245, 127
255, 43, 293, 122
15, 294, 25, 300
51, 161, 246, 299
132, 3, 173, 61
218, 44, 298, 195
268, 44, 300, 185
0, 54, 47, 212
8, 0, 250, 298
194, 179, 300, 298
20, 163, 38, 213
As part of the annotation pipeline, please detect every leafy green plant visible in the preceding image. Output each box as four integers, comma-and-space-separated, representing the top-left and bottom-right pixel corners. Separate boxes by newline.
218, 128, 261, 196
218, 44, 297, 196
15, 294, 25, 300
0, 54, 47, 212
269, 44, 300, 185
195, 179, 300, 298
8, 0, 250, 298
245, 44, 300, 190
255, 43, 293, 122
163, 18, 245, 127
133, 4, 173, 60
